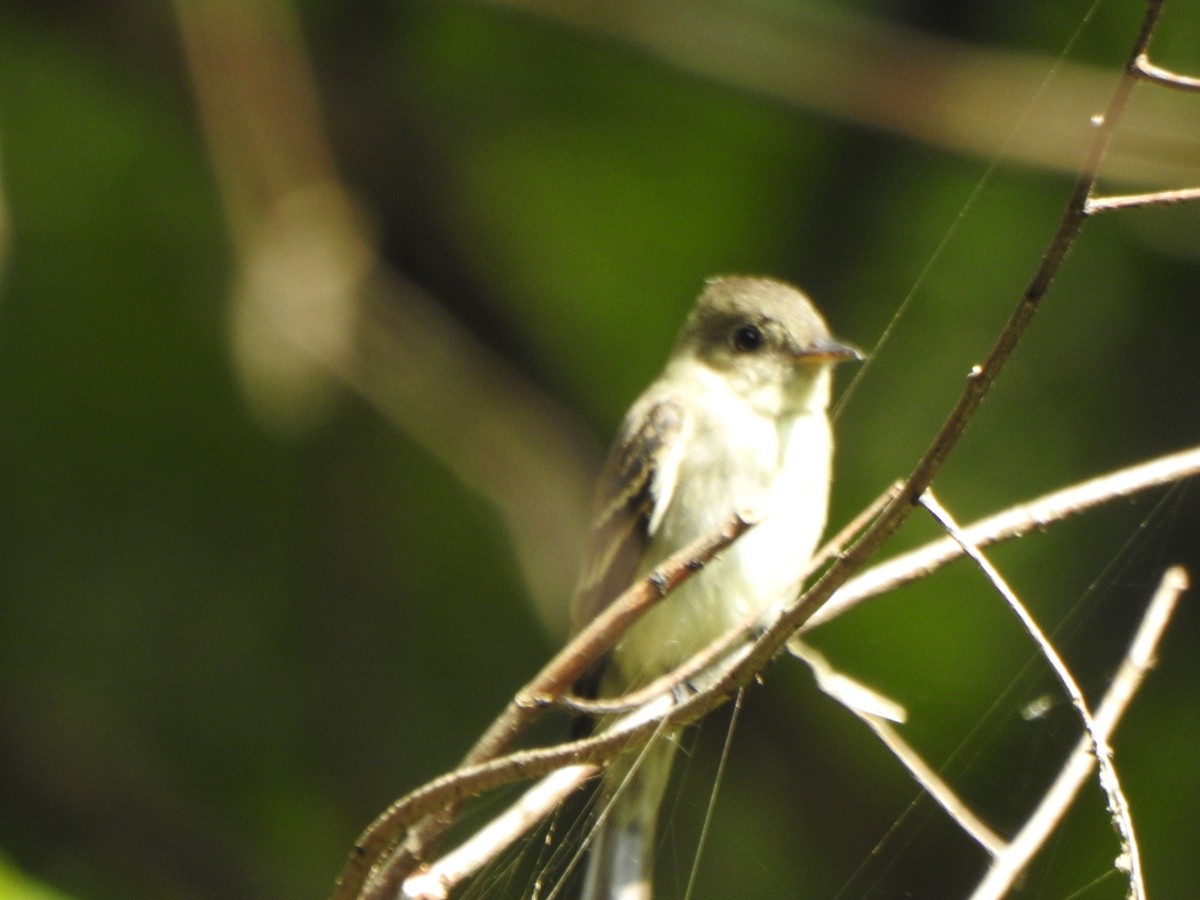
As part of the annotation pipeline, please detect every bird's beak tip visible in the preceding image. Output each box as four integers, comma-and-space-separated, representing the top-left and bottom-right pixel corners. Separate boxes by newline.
802, 339, 863, 364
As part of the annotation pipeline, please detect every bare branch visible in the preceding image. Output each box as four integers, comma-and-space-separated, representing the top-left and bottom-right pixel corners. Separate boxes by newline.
401, 764, 599, 900
1133, 52, 1200, 92
794, 642, 1007, 856
713, 0, 1169, 700
920, 490, 1144, 899
556, 484, 899, 720
409, 439, 1198, 898
970, 566, 1188, 900
1086, 186, 1200, 213
334, 513, 754, 900
811, 443, 1200, 629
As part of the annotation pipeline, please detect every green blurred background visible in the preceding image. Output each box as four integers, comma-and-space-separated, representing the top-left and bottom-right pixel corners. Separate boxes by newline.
1, 1, 1199, 898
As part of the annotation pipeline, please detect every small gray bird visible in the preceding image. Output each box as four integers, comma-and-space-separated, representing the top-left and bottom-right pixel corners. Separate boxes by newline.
571, 276, 859, 899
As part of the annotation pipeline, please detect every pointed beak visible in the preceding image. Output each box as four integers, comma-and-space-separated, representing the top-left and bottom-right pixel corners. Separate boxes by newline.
797, 337, 863, 364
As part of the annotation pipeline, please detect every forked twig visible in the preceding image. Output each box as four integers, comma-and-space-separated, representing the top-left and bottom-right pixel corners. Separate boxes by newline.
699, 0, 1181, 712
335, 514, 754, 899
811, 443, 1200, 628
970, 567, 1188, 900
793, 642, 1007, 856
920, 490, 1143, 899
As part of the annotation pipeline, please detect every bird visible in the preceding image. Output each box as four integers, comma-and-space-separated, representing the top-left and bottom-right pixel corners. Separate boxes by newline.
570, 276, 859, 899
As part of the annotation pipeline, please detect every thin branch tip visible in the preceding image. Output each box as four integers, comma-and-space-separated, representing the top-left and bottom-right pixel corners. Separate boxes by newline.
1164, 565, 1189, 591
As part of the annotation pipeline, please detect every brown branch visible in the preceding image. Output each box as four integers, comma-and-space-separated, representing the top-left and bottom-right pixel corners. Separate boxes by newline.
809, 443, 1200, 628
339, 717, 660, 900
718, 0, 1172, 693
343, 486, 894, 894
361, 439, 1197, 898
333, 513, 755, 900
403, 763, 601, 900
556, 482, 899, 719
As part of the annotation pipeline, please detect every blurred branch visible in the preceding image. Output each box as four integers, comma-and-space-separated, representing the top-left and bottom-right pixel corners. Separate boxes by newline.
476, 0, 1200, 186
0, 129, 9, 284
173, 0, 597, 623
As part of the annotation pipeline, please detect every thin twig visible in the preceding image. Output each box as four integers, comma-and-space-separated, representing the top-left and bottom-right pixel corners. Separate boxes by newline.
558, 483, 899, 719
920, 490, 1144, 900
1133, 52, 1200, 91
1086, 186, 1200, 213
970, 566, 1188, 900
358, 694, 679, 900
402, 764, 599, 900
333, 513, 755, 900
793, 642, 1006, 856
809, 443, 1200, 629
707, 0, 1168, 708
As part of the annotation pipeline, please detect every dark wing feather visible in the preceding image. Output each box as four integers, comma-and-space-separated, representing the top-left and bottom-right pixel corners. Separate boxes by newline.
570, 398, 685, 636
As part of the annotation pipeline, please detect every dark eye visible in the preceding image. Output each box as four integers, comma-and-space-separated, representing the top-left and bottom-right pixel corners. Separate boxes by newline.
732, 323, 764, 353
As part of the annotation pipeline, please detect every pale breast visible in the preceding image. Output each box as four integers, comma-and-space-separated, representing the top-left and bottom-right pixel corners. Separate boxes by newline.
611, 400, 832, 687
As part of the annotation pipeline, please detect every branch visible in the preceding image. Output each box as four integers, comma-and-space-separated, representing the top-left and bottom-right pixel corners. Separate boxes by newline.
793, 642, 1006, 856
173, 0, 599, 640
560, 482, 898, 720
1133, 51, 1200, 91
921, 490, 1144, 900
1086, 186, 1200, 213
970, 566, 1188, 900
713, 0, 1169, 700
809, 443, 1200, 629
333, 513, 754, 900
401, 763, 599, 900
343, 487, 898, 895
477, 0, 1200, 185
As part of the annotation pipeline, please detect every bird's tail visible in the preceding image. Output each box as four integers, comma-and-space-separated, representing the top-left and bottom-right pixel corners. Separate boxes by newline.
579, 733, 679, 900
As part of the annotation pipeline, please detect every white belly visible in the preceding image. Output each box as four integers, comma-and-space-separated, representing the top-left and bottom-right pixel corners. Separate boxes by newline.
611, 403, 832, 687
